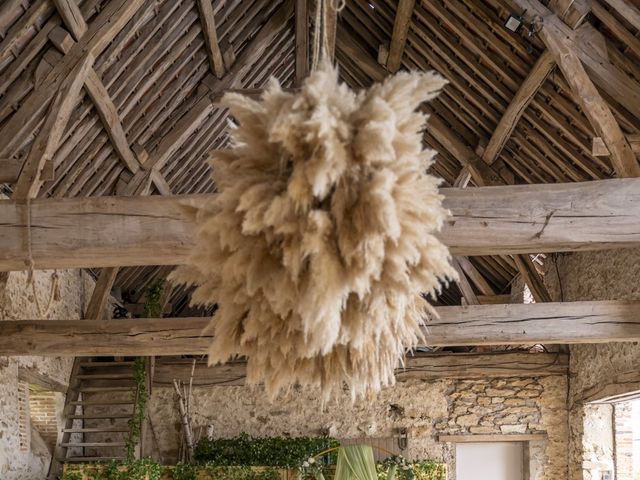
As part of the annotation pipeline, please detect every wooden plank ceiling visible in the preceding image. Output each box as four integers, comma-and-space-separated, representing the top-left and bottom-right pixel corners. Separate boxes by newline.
1, 0, 639, 315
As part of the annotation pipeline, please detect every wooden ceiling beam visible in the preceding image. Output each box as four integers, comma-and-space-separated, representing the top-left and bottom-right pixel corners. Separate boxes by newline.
196, 0, 226, 79
537, 14, 640, 177
0, 0, 146, 159
294, 0, 309, 86
513, 254, 552, 303
385, 0, 416, 73
0, 178, 638, 270
52, 0, 87, 41
1, 301, 638, 355
451, 257, 480, 305
600, 0, 640, 32
511, 0, 640, 143
120, 0, 295, 194
48, 25, 142, 175
548, 0, 590, 28
151, 352, 568, 387
84, 267, 119, 320
12, 53, 94, 200
482, 50, 555, 165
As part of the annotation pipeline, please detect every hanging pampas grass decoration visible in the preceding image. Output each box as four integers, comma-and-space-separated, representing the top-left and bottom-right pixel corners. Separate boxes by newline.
170, 60, 456, 400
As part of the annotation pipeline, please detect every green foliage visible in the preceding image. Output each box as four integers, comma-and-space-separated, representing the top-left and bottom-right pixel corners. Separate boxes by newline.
194, 433, 340, 468
377, 457, 446, 480
62, 458, 164, 480
171, 462, 197, 480
60, 471, 83, 480
202, 465, 281, 480
63, 461, 282, 480
126, 357, 148, 460
144, 279, 166, 318
298, 454, 446, 480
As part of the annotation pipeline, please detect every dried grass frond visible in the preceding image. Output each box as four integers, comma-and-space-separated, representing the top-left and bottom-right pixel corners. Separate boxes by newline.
170, 62, 457, 400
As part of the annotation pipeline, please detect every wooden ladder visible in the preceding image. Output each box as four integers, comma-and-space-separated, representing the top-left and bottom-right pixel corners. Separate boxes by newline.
48, 357, 139, 478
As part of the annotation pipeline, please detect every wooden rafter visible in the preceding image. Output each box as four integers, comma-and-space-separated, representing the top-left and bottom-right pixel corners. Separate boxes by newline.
294, 0, 309, 85
512, 0, 640, 177
541, 22, 640, 177
0, 0, 146, 159
12, 53, 94, 200
455, 256, 495, 297
600, 0, 640, 32
513, 254, 552, 303
2, 301, 639, 355
385, 0, 416, 72
52, 0, 87, 41
549, 0, 590, 28
0, 178, 638, 271
121, 0, 295, 194
48, 26, 142, 175
196, 0, 226, 79
84, 267, 118, 320
482, 50, 555, 164
451, 257, 480, 305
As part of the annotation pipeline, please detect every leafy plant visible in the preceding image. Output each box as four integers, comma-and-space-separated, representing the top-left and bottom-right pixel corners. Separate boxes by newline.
194, 433, 339, 467
126, 357, 148, 460
62, 458, 165, 480
172, 462, 197, 480
144, 279, 166, 318
203, 465, 280, 479
376, 456, 446, 480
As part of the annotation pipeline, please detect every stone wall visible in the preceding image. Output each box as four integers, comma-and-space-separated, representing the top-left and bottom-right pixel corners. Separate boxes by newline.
147, 374, 568, 479
0, 269, 89, 480
544, 248, 640, 480
614, 402, 634, 480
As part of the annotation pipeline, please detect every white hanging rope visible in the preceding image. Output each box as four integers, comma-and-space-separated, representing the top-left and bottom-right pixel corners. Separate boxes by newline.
21, 198, 58, 317
311, 0, 346, 71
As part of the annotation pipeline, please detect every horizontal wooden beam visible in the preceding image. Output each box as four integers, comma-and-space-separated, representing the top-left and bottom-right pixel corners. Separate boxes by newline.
0, 178, 638, 270
582, 370, 640, 404
18, 366, 67, 392
0, 301, 637, 356
149, 352, 568, 386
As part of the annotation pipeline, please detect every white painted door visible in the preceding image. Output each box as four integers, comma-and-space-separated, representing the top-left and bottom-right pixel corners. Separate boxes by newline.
456, 442, 524, 480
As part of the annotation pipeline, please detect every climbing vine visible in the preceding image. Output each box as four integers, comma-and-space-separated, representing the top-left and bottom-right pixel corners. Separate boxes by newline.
126, 357, 147, 460
143, 279, 166, 318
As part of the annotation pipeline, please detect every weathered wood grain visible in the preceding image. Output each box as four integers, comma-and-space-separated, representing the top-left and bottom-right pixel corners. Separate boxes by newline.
425, 301, 640, 346
149, 352, 568, 387
0, 301, 638, 355
482, 50, 555, 165
582, 370, 640, 403
386, 0, 415, 72
12, 53, 94, 199
0, 178, 639, 270
294, 0, 308, 85
539, 11, 640, 177
196, 0, 225, 78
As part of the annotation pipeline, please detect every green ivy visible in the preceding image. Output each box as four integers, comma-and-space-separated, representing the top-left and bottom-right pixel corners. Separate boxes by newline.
62, 458, 164, 480
171, 462, 197, 480
126, 357, 148, 460
202, 465, 281, 480
194, 433, 340, 468
144, 279, 166, 318
62, 461, 282, 480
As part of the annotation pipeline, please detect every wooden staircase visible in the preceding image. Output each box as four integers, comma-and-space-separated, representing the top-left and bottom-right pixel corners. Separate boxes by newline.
48, 357, 142, 478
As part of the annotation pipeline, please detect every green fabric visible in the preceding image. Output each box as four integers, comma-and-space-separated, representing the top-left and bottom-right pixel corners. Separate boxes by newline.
334, 446, 377, 480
